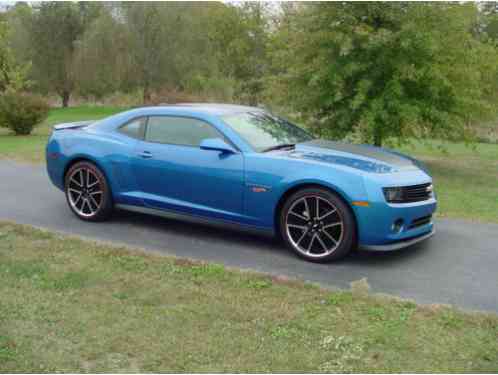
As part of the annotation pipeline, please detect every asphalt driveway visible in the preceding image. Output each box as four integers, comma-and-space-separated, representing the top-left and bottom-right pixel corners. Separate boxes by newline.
0, 160, 497, 312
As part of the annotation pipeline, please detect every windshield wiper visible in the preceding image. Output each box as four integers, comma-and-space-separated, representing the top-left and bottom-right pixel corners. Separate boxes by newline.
262, 143, 296, 153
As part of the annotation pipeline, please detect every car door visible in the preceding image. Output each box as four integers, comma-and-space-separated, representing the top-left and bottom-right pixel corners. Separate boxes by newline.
108, 116, 148, 206
132, 115, 245, 222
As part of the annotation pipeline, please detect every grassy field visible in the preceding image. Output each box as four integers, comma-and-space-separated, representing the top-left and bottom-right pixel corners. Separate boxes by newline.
0, 106, 123, 163
0, 106, 496, 222
398, 141, 498, 223
0, 222, 497, 372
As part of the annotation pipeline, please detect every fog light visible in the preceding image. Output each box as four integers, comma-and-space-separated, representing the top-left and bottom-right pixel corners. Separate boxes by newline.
391, 219, 404, 233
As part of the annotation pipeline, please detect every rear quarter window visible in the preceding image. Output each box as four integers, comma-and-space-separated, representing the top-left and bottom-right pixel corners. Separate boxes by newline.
118, 118, 147, 140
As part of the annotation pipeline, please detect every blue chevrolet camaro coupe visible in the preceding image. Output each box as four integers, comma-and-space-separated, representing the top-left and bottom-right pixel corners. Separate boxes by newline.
46, 104, 437, 262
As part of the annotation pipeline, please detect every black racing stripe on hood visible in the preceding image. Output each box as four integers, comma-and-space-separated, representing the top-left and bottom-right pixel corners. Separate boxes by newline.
302, 140, 415, 169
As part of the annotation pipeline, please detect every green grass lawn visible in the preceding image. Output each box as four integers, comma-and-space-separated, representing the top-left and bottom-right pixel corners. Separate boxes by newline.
0, 106, 123, 163
0, 222, 497, 372
0, 106, 496, 223
398, 141, 498, 223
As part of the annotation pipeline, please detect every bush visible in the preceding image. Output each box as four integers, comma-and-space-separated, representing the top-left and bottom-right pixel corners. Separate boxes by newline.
0, 92, 49, 135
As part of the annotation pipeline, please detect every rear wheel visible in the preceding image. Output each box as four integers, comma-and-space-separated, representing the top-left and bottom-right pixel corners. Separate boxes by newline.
279, 187, 355, 262
64, 161, 113, 222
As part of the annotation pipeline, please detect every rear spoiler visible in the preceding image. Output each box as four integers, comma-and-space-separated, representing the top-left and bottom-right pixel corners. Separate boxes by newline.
53, 120, 94, 131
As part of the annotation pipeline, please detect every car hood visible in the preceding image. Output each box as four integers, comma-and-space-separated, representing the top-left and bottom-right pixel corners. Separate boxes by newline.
285, 140, 425, 174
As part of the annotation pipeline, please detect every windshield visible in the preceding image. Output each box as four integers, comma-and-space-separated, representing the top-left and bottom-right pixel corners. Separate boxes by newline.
222, 111, 313, 152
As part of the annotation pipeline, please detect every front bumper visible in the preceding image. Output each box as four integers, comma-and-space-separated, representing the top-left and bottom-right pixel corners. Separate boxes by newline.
354, 169, 437, 250
359, 228, 435, 251
354, 193, 437, 244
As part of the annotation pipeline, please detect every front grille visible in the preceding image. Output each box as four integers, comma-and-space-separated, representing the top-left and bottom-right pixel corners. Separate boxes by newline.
408, 215, 432, 229
402, 183, 433, 202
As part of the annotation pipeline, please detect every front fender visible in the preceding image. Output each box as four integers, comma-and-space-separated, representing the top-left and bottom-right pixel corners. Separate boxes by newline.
243, 153, 369, 229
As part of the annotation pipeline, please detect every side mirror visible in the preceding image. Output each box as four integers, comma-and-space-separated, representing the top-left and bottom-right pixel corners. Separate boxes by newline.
200, 138, 236, 154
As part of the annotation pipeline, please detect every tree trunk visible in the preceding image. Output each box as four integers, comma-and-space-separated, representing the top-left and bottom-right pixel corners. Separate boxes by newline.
61, 91, 70, 108
373, 127, 383, 147
143, 83, 151, 105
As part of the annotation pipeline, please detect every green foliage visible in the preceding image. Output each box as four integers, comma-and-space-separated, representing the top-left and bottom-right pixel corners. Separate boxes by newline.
3, 1, 498, 148
29, 2, 101, 107
326, 291, 354, 306
6, 2, 270, 106
207, 2, 270, 104
72, 8, 127, 98
244, 278, 272, 290
479, 2, 498, 41
4, 3, 33, 73
0, 335, 17, 363
0, 20, 31, 92
183, 74, 237, 102
0, 92, 49, 135
73, 3, 226, 103
269, 3, 498, 146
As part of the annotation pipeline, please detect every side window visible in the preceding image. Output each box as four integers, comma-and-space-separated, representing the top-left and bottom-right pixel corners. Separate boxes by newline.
119, 117, 146, 140
145, 116, 223, 147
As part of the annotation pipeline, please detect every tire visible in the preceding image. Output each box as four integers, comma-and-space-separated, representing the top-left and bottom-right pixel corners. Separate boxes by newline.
279, 187, 355, 263
64, 161, 113, 222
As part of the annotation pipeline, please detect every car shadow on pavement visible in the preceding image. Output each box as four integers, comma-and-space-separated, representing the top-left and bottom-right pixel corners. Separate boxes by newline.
113, 208, 284, 247
112, 208, 433, 267
348, 241, 432, 265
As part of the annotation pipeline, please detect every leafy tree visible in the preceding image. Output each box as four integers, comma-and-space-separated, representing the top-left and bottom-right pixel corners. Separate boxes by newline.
115, 2, 218, 103
121, 2, 166, 103
0, 20, 31, 92
270, 2, 498, 146
0, 16, 47, 136
73, 5, 129, 98
479, 2, 498, 40
7, 1, 272, 105
208, 2, 270, 105
5, 2, 33, 71
29, 2, 99, 107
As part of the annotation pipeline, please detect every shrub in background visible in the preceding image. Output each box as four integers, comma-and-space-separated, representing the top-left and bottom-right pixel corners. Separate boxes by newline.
0, 92, 49, 135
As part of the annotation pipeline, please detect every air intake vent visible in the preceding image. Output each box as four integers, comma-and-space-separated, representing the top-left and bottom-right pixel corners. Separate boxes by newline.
408, 215, 432, 229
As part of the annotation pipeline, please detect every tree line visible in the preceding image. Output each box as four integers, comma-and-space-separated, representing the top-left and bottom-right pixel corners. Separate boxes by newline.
2, 1, 498, 146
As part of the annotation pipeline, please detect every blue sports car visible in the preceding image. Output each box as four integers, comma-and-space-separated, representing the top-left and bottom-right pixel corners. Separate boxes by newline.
46, 104, 436, 262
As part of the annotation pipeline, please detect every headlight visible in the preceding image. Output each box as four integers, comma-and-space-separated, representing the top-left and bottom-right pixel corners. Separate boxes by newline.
383, 187, 404, 203
383, 183, 434, 203
427, 184, 435, 199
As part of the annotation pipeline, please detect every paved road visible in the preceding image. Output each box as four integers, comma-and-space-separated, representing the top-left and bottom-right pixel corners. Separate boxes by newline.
1, 160, 497, 312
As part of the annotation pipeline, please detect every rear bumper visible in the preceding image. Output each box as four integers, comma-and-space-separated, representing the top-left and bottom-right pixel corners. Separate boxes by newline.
46, 139, 66, 191
359, 228, 435, 251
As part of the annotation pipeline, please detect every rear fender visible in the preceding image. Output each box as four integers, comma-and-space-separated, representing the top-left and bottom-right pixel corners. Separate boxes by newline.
61, 154, 114, 194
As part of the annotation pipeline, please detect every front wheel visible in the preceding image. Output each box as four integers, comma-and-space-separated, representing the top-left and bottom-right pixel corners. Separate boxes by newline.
64, 161, 113, 222
279, 187, 355, 263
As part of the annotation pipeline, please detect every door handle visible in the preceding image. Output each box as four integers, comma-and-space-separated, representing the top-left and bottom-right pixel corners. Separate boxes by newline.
139, 151, 153, 159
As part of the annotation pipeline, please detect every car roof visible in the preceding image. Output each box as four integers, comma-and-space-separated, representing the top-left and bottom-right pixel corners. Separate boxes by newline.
145, 103, 263, 116
93, 103, 266, 133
